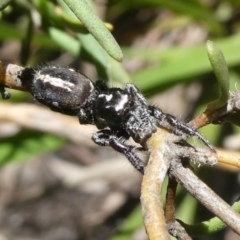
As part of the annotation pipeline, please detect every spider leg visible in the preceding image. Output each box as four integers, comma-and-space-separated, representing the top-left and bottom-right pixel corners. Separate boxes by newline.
151, 107, 215, 152
92, 130, 145, 174
109, 138, 145, 174
0, 84, 11, 99
91, 129, 112, 146
125, 84, 148, 106
95, 80, 109, 92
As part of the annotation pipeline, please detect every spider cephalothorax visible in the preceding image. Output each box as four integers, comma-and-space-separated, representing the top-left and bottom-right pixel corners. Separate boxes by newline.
19, 66, 215, 174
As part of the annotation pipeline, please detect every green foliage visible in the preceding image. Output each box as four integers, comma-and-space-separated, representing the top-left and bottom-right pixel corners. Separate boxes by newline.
0, 129, 66, 165
62, 0, 123, 61
181, 200, 240, 236
0, 0, 11, 10
206, 40, 229, 110
128, 33, 240, 93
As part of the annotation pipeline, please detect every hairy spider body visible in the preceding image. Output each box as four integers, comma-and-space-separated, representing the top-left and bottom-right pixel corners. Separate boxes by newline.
20, 67, 215, 173
20, 67, 95, 116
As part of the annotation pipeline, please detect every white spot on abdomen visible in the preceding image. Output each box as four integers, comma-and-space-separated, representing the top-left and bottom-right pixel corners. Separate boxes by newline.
36, 74, 75, 92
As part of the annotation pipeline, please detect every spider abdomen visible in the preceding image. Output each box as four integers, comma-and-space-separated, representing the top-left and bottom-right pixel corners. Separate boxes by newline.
21, 67, 94, 115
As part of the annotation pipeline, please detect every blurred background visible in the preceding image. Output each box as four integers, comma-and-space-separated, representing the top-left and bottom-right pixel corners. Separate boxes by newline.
0, 0, 240, 239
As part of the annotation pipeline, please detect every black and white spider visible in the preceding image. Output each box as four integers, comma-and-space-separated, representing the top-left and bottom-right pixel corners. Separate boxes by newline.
18, 66, 215, 174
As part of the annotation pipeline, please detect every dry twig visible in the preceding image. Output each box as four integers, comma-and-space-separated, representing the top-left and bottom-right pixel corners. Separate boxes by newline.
168, 147, 240, 235
141, 129, 171, 240
0, 102, 96, 146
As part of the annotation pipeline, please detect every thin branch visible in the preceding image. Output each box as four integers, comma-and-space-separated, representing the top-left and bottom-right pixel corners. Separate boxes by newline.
165, 178, 193, 239
141, 128, 218, 239
168, 220, 192, 240
169, 152, 240, 235
141, 128, 171, 240
189, 91, 240, 129
179, 199, 240, 236
0, 102, 96, 146
0, 61, 27, 91
217, 148, 240, 168
165, 177, 177, 223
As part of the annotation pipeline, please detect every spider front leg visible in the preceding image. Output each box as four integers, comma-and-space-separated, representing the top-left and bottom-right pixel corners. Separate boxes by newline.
150, 106, 215, 152
92, 130, 146, 174
125, 83, 149, 106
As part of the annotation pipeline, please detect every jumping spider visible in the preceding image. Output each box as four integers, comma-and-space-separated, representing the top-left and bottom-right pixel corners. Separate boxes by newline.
16, 66, 215, 174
